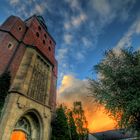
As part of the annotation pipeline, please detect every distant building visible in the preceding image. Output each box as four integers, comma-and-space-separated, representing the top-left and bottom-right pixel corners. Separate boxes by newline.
0, 15, 57, 140
91, 129, 138, 140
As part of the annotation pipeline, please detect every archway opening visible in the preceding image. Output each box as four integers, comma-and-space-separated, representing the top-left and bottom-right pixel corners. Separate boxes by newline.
11, 111, 41, 140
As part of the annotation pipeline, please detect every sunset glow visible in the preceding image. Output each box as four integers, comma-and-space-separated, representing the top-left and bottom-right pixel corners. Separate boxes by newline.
85, 106, 116, 133
58, 75, 116, 133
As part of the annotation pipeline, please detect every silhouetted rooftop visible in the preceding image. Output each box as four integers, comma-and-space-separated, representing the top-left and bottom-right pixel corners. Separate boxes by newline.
92, 129, 136, 140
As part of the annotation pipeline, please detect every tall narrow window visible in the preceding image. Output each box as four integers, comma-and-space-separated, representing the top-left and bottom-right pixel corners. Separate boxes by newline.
44, 34, 47, 39
43, 40, 45, 45
36, 32, 39, 37
27, 56, 50, 104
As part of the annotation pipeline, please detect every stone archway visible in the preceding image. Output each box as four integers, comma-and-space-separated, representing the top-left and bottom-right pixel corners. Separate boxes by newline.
11, 111, 42, 140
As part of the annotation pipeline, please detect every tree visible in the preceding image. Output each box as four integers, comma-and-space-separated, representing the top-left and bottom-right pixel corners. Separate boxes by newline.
73, 101, 88, 140
89, 47, 140, 133
0, 71, 11, 115
51, 105, 71, 140
67, 110, 79, 140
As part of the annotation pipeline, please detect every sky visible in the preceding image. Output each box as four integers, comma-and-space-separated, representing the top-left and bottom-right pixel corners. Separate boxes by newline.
1, 0, 140, 133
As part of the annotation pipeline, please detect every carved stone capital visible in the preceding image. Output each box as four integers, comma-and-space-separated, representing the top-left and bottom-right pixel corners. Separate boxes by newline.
17, 96, 30, 111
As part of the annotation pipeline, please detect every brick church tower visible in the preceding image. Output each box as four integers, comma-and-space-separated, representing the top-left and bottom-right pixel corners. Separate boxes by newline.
0, 15, 57, 140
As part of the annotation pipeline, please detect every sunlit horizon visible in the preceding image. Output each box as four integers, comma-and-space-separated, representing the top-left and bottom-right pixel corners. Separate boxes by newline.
57, 75, 117, 133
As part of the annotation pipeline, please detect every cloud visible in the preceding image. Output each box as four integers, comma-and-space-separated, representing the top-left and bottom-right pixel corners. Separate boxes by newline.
65, 0, 81, 11
56, 47, 75, 85
9, 0, 19, 5
91, 0, 111, 17
71, 13, 87, 27
64, 13, 87, 30
76, 52, 85, 61
114, 17, 140, 53
64, 22, 71, 30
89, 0, 136, 23
7, 0, 48, 18
56, 48, 69, 62
57, 75, 90, 106
34, 3, 46, 14
135, 19, 140, 34
64, 34, 73, 45
82, 37, 92, 48
58, 75, 116, 132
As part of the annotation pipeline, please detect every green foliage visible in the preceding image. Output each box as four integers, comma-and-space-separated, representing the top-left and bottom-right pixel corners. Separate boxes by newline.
73, 101, 88, 140
0, 71, 11, 114
89, 47, 140, 133
67, 111, 79, 140
51, 102, 88, 140
51, 105, 71, 140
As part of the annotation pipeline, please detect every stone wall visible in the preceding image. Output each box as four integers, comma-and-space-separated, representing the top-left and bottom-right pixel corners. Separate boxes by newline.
0, 93, 52, 140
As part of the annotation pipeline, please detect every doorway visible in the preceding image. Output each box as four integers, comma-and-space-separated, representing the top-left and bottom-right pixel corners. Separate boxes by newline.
11, 111, 41, 140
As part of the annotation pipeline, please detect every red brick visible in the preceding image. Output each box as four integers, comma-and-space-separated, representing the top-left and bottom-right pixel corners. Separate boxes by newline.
0, 15, 57, 110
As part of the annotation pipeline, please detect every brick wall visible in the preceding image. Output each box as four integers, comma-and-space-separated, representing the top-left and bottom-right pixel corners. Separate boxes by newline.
0, 15, 58, 110
0, 32, 18, 74
24, 16, 56, 66
0, 16, 27, 81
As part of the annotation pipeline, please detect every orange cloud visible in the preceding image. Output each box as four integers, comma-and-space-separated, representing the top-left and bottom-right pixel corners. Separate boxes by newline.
57, 75, 117, 133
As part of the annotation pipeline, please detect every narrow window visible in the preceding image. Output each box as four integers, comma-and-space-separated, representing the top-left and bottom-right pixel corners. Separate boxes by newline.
43, 40, 45, 45
18, 26, 22, 31
48, 46, 51, 51
36, 32, 39, 37
44, 34, 47, 39
38, 26, 41, 31
7, 42, 13, 49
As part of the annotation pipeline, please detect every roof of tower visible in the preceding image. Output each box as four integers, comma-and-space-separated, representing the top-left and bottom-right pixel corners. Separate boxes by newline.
36, 15, 48, 31
37, 15, 46, 24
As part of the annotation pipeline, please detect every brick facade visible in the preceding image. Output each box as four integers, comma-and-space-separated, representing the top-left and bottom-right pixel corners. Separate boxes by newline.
0, 15, 57, 140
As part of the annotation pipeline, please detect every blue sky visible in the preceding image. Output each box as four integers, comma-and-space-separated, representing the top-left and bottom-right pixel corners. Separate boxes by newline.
0, 0, 140, 86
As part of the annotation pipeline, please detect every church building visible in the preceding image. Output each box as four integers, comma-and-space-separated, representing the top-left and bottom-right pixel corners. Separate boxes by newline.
0, 15, 57, 140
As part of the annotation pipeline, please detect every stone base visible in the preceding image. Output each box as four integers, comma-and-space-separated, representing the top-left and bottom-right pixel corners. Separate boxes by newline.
0, 92, 52, 140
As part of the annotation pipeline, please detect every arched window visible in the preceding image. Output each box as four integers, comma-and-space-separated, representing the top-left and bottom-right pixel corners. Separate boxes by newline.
11, 111, 41, 140
14, 117, 31, 139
